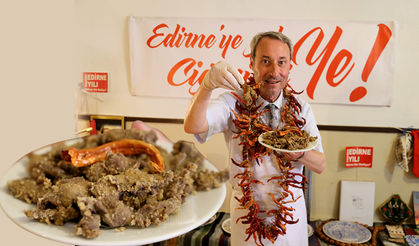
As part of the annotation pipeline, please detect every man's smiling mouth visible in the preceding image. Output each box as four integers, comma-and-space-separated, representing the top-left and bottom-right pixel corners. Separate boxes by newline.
264, 79, 280, 84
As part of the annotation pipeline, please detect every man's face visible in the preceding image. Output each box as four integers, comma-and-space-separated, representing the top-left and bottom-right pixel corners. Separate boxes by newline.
250, 37, 291, 102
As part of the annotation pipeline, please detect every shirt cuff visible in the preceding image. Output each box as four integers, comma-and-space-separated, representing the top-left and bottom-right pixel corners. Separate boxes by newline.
193, 110, 214, 144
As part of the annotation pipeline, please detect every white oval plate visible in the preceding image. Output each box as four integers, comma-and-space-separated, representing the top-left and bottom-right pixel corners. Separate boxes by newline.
0, 138, 226, 246
221, 218, 231, 234
307, 224, 313, 237
201, 214, 217, 226
258, 131, 318, 153
405, 235, 419, 246
323, 221, 371, 244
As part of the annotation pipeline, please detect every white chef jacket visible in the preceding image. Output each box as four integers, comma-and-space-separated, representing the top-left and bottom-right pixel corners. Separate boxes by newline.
195, 89, 324, 246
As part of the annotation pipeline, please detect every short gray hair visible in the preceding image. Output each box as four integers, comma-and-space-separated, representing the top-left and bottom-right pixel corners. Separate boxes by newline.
250, 31, 293, 60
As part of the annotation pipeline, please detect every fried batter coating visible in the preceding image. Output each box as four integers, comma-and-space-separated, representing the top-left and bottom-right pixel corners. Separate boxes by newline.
24, 205, 79, 226
134, 197, 181, 228
38, 177, 92, 209
165, 163, 197, 202
24, 177, 92, 226
83, 151, 140, 182
95, 196, 134, 228
193, 168, 230, 191
7, 178, 51, 204
76, 197, 103, 239
28, 160, 76, 184
75, 214, 102, 239
168, 141, 205, 171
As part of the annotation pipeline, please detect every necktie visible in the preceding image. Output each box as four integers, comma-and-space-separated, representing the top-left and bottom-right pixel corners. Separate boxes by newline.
265, 104, 279, 130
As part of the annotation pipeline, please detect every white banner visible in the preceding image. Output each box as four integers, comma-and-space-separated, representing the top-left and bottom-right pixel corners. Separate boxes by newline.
129, 17, 398, 106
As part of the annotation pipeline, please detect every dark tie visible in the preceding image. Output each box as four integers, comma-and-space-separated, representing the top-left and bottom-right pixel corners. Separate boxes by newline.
265, 104, 278, 130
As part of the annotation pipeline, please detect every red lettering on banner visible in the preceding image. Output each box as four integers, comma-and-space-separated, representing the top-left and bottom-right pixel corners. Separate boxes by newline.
167, 58, 208, 95
326, 49, 355, 87
291, 24, 392, 102
349, 87, 367, 102
242, 50, 251, 58
219, 25, 244, 59
147, 24, 243, 59
293, 26, 355, 100
146, 24, 165, 48
350, 24, 392, 102
362, 24, 392, 82
147, 24, 217, 49
167, 58, 251, 95
237, 69, 251, 84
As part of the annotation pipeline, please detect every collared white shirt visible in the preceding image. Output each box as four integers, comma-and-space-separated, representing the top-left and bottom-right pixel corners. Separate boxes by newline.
194, 89, 323, 246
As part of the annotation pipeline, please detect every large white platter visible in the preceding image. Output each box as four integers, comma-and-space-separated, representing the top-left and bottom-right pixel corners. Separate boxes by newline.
0, 138, 226, 246
258, 131, 318, 153
323, 221, 371, 244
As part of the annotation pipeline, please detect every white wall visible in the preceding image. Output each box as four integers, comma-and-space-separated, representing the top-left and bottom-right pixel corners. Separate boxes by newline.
75, 0, 419, 128
0, 1, 74, 246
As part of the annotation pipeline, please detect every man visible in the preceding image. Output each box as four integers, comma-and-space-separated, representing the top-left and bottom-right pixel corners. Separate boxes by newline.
184, 31, 326, 245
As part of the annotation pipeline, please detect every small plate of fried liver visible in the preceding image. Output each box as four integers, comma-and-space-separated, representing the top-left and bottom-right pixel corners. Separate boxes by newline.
258, 127, 318, 153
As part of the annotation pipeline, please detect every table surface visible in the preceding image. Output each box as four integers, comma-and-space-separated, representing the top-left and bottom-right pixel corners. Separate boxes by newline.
139, 212, 231, 246
137, 215, 415, 246
308, 220, 414, 246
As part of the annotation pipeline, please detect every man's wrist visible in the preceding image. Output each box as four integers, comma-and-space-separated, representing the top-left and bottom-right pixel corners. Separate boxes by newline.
293, 152, 305, 161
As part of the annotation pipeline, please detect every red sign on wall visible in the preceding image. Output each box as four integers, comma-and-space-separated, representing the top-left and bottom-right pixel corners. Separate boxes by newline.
83, 72, 108, 93
345, 146, 373, 168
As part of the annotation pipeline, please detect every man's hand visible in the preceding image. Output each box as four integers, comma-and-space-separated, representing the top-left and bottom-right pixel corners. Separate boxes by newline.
202, 61, 244, 91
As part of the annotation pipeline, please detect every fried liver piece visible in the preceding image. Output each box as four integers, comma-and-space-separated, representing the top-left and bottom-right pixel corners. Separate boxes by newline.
75, 214, 102, 239
168, 140, 205, 171
96, 197, 134, 228
134, 197, 181, 228
193, 168, 230, 191
7, 178, 51, 204
133, 163, 198, 228
38, 177, 92, 209
25, 177, 92, 225
73, 167, 181, 237
83, 151, 140, 182
76, 197, 102, 239
24, 205, 79, 226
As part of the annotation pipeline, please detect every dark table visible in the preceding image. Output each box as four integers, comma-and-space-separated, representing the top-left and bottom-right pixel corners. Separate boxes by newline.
141, 212, 231, 246
142, 215, 414, 246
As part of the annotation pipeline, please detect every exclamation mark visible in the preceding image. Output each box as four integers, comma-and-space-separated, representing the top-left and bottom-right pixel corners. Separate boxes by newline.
349, 24, 392, 102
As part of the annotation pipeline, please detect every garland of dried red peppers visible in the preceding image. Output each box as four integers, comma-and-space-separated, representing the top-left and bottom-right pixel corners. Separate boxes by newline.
230, 74, 308, 246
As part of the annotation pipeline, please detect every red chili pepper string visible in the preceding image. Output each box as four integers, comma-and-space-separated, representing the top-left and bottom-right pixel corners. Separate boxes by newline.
230, 74, 308, 246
